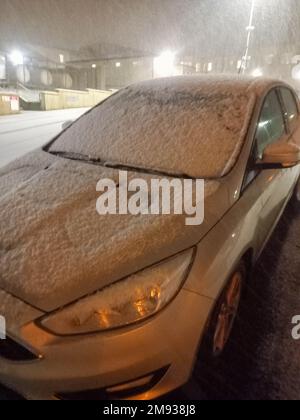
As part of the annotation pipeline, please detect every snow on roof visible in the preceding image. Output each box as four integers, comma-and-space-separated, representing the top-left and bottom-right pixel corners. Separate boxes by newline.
49, 75, 264, 179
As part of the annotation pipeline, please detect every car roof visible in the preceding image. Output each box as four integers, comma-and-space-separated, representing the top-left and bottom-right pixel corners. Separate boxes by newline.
129, 74, 288, 98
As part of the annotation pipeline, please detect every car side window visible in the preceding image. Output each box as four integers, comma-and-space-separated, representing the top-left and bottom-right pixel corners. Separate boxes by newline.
242, 89, 286, 192
280, 87, 299, 130
254, 90, 286, 160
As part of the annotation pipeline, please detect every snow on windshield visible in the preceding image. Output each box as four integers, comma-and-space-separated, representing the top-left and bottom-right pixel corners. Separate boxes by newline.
49, 76, 256, 178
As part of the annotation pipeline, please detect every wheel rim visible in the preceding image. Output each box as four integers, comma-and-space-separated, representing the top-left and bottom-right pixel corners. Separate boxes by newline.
212, 272, 242, 357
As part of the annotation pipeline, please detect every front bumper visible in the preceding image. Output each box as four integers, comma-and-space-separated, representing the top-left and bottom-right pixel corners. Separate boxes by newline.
0, 289, 213, 400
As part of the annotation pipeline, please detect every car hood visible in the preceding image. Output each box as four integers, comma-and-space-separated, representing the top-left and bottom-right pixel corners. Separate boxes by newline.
0, 150, 228, 312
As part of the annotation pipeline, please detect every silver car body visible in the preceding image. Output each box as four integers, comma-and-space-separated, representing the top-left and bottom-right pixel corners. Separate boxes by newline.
0, 76, 299, 399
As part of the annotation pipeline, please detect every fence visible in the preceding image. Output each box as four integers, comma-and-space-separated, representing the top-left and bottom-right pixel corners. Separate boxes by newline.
0, 92, 20, 115
40, 88, 112, 111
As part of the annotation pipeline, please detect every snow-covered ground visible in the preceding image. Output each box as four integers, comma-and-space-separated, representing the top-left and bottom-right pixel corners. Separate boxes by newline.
0, 108, 89, 168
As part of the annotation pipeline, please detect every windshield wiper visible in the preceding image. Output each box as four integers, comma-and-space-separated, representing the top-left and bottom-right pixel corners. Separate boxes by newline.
49, 152, 194, 178
103, 162, 194, 179
49, 151, 102, 164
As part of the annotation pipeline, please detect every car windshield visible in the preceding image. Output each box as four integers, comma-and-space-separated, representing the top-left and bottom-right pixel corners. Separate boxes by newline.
49, 77, 256, 178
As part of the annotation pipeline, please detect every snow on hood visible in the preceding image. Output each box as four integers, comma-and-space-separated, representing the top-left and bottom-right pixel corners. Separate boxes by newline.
0, 150, 223, 312
0, 289, 42, 335
49, 76, 257, 179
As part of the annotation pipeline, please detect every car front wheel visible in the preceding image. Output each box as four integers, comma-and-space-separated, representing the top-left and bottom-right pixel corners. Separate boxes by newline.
201, 262, 246, 359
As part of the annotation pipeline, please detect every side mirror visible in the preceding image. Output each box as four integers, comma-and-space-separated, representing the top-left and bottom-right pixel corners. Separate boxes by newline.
255, 140, 300, 169
62, 120, 73, 131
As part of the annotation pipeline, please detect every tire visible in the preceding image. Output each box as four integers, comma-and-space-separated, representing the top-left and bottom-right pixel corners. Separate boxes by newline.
200, 262, 246, 360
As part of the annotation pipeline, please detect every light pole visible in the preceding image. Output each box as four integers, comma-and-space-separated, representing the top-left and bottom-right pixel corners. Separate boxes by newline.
239, 0, 256, 74
8, 50, 26, 85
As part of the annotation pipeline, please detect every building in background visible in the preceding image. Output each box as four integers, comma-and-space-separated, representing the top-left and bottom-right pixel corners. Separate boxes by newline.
2, 0, 300, 94
2, 41, 300, 97
0, 55, 6, 81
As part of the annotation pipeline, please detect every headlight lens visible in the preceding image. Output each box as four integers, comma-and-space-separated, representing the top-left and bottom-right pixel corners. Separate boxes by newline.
40, 248, 195, 335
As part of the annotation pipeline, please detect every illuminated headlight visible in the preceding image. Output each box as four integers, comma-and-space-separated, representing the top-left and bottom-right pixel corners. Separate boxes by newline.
40, 248, 195, 335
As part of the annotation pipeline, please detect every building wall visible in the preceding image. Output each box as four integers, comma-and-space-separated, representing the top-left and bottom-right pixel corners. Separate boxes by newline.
104, 57, 153, 89
183, 49, 300, 91
66, 56, 154, 91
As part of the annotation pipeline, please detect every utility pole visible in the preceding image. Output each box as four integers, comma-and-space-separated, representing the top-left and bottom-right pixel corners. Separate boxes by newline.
239, 0, 256, 74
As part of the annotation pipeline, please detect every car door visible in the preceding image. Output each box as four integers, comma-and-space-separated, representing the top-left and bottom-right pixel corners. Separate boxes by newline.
243, 88, 294, 251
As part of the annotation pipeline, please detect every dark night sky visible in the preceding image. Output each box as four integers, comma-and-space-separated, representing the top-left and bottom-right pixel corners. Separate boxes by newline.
0, 0, 300, 57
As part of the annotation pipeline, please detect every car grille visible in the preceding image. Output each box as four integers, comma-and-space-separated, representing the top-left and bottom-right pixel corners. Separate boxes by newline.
0, 336, 39, 361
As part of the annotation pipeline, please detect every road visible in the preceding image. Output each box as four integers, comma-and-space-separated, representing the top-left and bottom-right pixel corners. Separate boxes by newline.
0, 108, 89, 168
0, 110, 300, 400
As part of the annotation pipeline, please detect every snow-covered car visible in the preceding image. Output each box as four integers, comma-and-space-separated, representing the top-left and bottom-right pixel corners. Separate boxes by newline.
0, 76, 299, 400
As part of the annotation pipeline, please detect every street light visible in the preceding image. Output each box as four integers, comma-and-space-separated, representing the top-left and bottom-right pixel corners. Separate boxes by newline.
91, 64, 97, 88
9, 50, 24, 66
239, 0, 256, 74
252, 68, 263, 77
8, 50, 28, 86
153, 51, 176, 77
292, 64, 300, 80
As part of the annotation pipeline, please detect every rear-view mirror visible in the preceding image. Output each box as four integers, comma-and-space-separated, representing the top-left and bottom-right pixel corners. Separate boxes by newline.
256, 140, 300, 169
